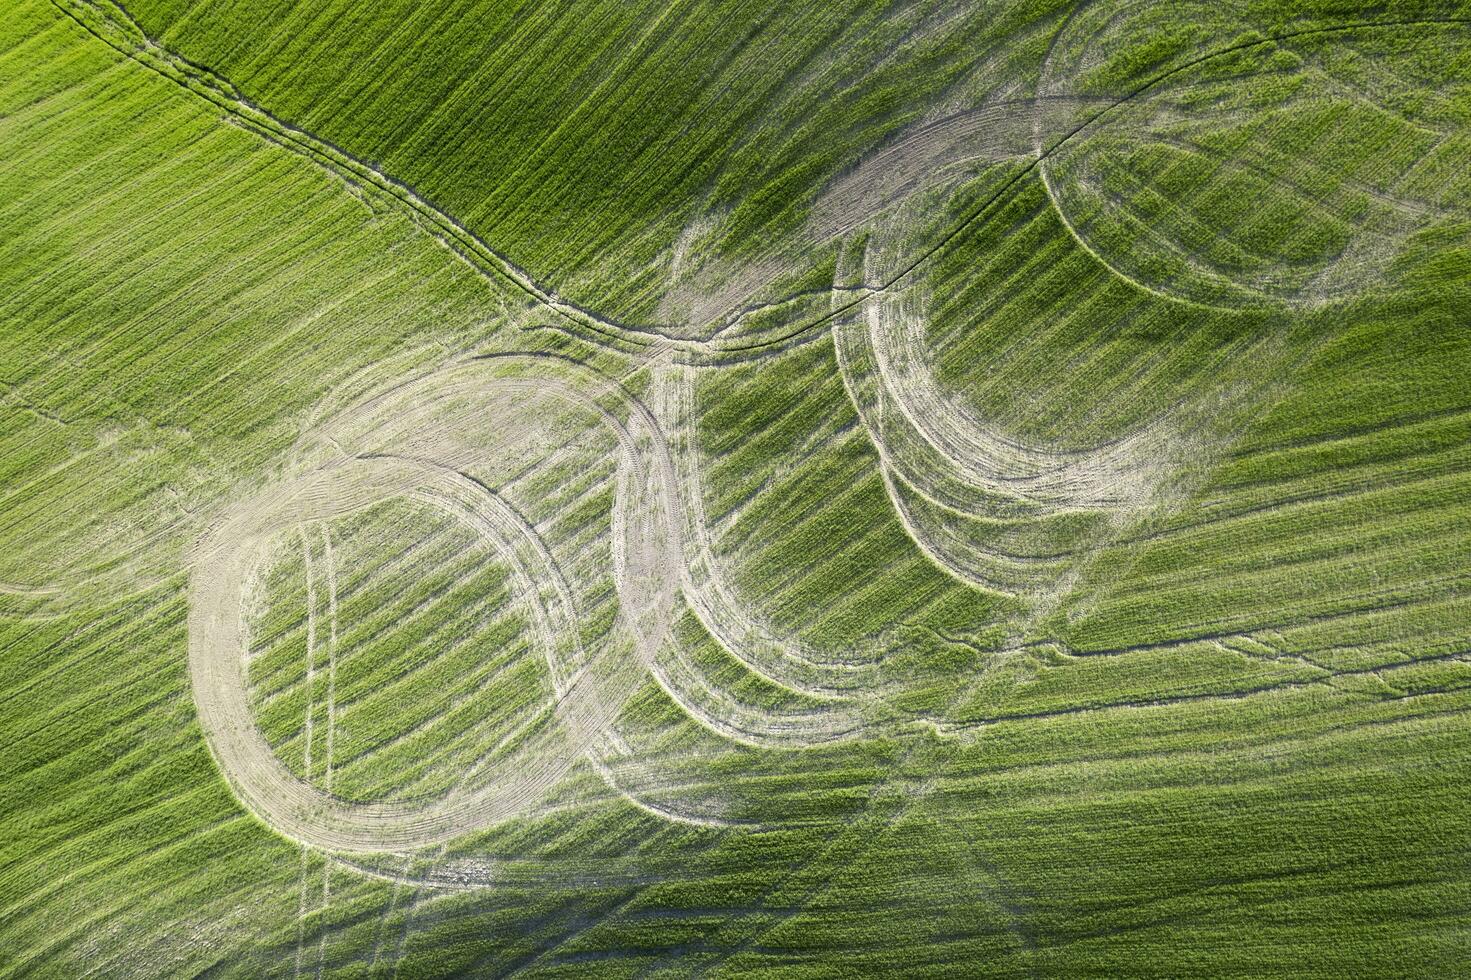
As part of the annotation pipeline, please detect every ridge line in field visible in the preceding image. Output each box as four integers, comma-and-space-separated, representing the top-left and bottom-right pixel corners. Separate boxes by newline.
48, 0, 664, 349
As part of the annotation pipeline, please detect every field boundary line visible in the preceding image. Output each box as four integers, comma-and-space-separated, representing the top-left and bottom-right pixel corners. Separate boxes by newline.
47, 0, 666, 351
54, 0, 1471, 364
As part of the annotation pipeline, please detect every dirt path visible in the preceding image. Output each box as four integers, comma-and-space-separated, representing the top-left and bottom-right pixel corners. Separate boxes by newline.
654, 365, 880, 692
809, 96, 1105, 242
837, 241, 1170, 516
825, 229, 1177, 599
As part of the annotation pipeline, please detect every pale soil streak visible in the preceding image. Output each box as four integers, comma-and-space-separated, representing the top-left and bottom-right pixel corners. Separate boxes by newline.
357, 455, 617, 966
1068, 156, 1427, 309
592, 731, 755, 829
54, 0, 1471, 393
658, 239, 801, 341
0, 431, 192, 621
610, 360, 883, 750
299, 528, 319, 781
826, 202, 1314, 621
365, 856, 412, 976
672, 350, 1321, 971
0, 2, 1143, 631
700, 14, 1471, 345
291, 525, 326, 980
0, 581, 60, 596
849, 243, 1172, 512
684, 23, 1105, 335
829, 257, 1171, 596
334, 852, 670, 892
312, 524, 339, 978
666, 94, 1097, 340
809, 96, 1106, 242
318, 526, 340, 793
408, 372, 821, 762
649, 646, 866, 748
421, 452, 732, 828
644, 294, 1150, 728
636, 359, 976, 749
877, 467, 1066, 598
335, 762, 766, 897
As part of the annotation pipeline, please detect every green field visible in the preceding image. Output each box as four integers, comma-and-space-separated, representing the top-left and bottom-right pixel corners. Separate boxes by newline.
4, 0, 1471, 975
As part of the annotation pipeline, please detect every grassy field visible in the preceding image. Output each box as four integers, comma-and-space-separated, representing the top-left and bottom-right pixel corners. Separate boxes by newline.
4, 0, 1471, 975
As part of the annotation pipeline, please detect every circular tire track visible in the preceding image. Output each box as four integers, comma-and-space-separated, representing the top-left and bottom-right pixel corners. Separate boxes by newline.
190, 358, 683, 851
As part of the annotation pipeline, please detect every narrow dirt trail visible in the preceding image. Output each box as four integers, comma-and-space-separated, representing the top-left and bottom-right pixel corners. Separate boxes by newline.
834, 238, 1172, 518
654, 364, 881, 692
826, 232, 1172, 599
319, 526, 339, 794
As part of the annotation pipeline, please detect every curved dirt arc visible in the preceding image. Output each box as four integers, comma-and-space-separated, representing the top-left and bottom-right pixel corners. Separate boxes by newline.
189, 357, 687, 852
820, 223, 1183, 601
162, 0, 1453, 863
1035, 0, 1471, 309
193, 458, 571, 851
